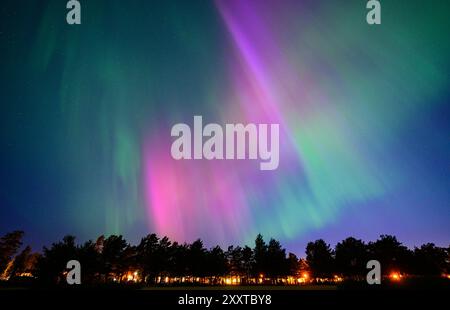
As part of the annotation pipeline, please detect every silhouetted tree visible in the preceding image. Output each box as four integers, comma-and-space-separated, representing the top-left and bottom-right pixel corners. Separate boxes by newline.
136, 233, 159, 283
306, 239, 334, 279
155, 236, 172, 278
241, 246, 254, 281
266, 238, 288, 281
207, 246, 227, 280
169, 242, 189, 277
226, 246, 243, 276
368, 235, 412, 275
188, 239, 207, 278
446, 246, 450, 275
78, 240, 101, 283
8, 246, 31, 278
101, 235, 131, 280
17, 230, 450, 285
36, 235, 78, 284
298, 258, 309, 276
94, 235, 105, 253
335, 237, 368, 279
253, 234, 267, 277
226, 245, 255, 282
0, 231, 24, 274
413, 243, 447, 276
287, 253, 299, 277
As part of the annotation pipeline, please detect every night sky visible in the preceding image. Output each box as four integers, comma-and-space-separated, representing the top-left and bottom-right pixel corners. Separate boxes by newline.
0, 0, 449, 255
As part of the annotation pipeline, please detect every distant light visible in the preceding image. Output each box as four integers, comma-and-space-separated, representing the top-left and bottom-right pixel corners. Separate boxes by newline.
333, 275, 343, 282
390, 272, 401, 281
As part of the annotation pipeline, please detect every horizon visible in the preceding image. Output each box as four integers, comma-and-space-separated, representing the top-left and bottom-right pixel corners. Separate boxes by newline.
5, 229, 449, 259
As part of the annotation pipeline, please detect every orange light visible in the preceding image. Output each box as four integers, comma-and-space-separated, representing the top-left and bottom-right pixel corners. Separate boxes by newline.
390, 272, 401, 281
333, 275, 343, 282
302, 272, 309, 280
127, 274, 133, 281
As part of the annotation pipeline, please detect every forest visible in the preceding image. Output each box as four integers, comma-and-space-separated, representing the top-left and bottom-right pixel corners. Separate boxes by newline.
0, 231, 448, 285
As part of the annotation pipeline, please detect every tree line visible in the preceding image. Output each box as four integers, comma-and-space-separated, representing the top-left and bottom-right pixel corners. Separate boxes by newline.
0, 231, 448, 284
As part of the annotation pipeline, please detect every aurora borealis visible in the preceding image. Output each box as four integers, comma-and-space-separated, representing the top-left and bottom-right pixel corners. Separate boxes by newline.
0, 0, 449, 253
